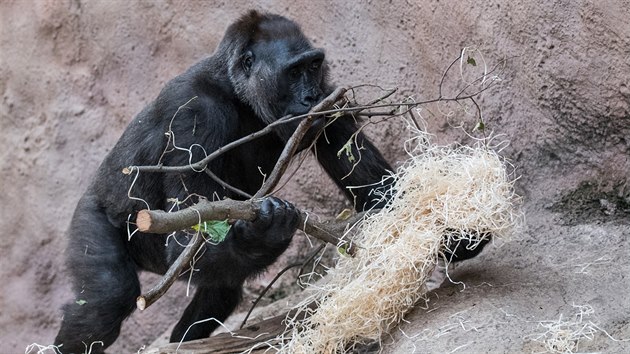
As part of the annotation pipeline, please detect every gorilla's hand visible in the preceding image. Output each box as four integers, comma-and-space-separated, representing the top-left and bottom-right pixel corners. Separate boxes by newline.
232, 197, 299, 250
443, 231, 491, 262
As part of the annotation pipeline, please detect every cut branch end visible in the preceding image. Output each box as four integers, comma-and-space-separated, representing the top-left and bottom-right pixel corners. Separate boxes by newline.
136, 210, 153, 232
136, 296, 147, 311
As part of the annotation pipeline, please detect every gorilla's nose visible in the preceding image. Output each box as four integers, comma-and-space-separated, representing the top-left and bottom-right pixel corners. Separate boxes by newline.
303, 90, 323, 107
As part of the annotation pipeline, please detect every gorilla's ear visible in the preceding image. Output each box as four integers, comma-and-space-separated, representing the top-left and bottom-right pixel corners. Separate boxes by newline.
242, 51, 255, 74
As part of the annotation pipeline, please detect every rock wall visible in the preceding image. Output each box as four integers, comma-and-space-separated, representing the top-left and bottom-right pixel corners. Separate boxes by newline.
1, 0, 628, 353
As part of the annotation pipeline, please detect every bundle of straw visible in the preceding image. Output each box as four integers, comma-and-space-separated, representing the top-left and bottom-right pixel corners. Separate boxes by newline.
280, 132, 519, 353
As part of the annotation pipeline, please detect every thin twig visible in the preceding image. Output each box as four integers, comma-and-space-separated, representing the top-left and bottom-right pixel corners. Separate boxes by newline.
240, 243, 326, 329
365, 87, 398, 105
204, 168, 253, 199
439, 55, 462, 98
407, 108, 422, 131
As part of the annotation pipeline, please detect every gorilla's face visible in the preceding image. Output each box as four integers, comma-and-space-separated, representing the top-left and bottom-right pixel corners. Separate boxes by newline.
272, 45, 326, 117
235, 36, 327, 124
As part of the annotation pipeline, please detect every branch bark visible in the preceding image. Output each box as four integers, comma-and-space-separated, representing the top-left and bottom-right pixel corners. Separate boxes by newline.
137, 201, 374, 247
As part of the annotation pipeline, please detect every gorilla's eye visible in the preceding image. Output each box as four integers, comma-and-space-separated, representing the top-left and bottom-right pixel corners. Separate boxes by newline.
310, 59, 322, 71
288, 67, 300, 79
242, 51, 254, 72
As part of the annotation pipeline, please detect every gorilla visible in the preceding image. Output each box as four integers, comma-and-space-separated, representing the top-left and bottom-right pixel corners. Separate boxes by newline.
54, 10, 487, 353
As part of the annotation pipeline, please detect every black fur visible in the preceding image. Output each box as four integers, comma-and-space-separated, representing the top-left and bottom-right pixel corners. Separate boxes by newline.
54, 11, 486, 353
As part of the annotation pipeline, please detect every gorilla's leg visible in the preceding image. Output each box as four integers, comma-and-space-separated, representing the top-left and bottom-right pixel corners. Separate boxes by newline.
443, 231, 491, 262
169, 286, 242, 343
55, 196, 140, 354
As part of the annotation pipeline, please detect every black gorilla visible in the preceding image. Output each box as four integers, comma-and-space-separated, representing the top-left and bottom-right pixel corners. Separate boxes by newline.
54, 11, 486, 353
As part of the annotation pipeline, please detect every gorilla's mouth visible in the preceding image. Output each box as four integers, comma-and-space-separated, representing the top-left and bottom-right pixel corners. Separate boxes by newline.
285, 104, 313, 117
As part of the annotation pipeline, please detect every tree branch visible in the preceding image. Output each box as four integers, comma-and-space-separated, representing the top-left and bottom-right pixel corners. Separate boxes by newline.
137, 200, 375, 251
144, 302, 318, 354
124, 83, 497, 177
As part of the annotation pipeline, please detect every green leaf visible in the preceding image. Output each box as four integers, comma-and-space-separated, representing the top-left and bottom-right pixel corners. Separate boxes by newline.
337, 139, 356, 163
337, 244, 350, 257
335, 208, 354, 221
474, 121, 485, 131
467, 56, 477, 66
76, 299, 87, 306
192, 220, 231, 243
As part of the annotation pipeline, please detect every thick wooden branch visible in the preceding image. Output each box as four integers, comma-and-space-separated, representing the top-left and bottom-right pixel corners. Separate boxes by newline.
136, 199, 257, 234
145, 314, 286, 353
144, 302, 317, 354
137, 199, 373, 248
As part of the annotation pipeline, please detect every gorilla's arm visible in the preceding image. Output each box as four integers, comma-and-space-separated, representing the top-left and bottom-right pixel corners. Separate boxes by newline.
314, 116, 490, 261
314, 116, 394, 211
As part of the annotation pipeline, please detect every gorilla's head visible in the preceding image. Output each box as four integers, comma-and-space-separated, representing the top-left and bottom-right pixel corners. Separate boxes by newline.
220, 11, 329, 126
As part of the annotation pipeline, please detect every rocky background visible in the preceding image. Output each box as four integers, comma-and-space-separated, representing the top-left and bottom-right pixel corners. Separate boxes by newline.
1, 0, 629, 353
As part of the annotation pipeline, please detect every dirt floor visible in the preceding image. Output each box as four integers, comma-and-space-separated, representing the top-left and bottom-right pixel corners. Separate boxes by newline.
1, 1, 629, 353
383, 200, 630, 353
